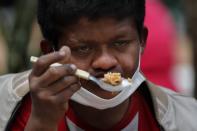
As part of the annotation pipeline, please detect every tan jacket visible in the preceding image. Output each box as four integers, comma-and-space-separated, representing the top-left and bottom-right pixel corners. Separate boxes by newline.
0, 71, 197, 131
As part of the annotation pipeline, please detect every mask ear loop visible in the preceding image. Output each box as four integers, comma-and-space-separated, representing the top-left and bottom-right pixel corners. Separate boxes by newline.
138, 46, 142, 69
128, 44, 142, 83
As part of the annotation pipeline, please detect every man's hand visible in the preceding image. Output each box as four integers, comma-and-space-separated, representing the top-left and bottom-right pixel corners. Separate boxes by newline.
25, 46, 80, 131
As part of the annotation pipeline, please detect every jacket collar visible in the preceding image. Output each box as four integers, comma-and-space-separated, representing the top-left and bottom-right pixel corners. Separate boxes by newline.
145, 80, 169, 125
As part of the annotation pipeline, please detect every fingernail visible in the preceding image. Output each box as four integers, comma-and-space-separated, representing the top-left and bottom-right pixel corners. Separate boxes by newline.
59, 46, 66, 56
70, 64, 77, 71
64, 64, 76, 74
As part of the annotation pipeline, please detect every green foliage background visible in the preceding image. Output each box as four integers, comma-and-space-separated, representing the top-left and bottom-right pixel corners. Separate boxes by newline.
0, 0, 37, 73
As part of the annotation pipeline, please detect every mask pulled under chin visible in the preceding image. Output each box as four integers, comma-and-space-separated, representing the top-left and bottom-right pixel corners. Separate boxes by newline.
71, 50, 145, 110
70, 70, 145, 110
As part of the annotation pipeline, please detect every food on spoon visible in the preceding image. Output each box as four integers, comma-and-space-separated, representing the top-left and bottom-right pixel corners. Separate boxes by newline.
127, 77, 132, 83
103, 72, 122, 86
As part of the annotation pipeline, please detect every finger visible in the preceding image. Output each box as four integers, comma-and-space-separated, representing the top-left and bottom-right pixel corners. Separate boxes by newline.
36, 64, 77, 87
31, 46, 71, 77
63, 102, 68, 110
47, 75, 79, 95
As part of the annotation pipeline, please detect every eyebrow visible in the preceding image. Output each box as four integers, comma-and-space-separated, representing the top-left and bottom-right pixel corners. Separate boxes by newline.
62, 39, 94, 47
62, 26, 138, 45
63, 33, 137, 47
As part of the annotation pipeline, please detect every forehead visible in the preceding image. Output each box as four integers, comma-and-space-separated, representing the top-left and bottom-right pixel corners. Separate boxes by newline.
60, 17, 138, 42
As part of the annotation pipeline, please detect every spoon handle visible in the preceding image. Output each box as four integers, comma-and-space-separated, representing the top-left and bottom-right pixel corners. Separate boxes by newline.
30, 56, 90, 80
75, 69, 90, 80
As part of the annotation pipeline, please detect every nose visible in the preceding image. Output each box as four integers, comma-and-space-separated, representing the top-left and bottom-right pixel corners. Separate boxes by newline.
92, 52, 118, 70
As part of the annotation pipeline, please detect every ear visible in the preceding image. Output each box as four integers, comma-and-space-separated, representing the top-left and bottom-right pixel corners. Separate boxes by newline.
40, 40, 54, 54
140, 26, 148, 53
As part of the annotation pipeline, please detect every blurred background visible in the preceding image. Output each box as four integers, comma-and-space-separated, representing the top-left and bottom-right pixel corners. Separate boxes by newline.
0, 0, 196, 98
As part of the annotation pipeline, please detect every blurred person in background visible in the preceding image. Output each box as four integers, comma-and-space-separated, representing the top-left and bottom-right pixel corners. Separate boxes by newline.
141, 0, 179, 91
0, 30, 7, 74
0, 0, 15, 73
0, 0, 37, 73
141, 0, 195, 96
164, 0, 195, 96
183, 0, 197, 99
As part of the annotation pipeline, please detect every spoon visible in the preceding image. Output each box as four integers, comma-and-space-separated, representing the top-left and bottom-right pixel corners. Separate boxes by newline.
30, 56, 131, 92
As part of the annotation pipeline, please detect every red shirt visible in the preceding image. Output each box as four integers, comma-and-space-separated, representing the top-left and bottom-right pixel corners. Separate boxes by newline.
9, 91, 160, 131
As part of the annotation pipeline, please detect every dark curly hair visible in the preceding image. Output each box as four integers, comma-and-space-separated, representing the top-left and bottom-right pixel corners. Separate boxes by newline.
37, 0, 145, 46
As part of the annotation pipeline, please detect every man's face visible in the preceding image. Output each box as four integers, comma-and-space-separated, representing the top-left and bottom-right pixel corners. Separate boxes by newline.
57, 17, 145, 99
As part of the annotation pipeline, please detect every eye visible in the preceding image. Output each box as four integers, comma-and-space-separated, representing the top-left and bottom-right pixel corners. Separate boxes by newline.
112, 40, 131, 47
72, 45, 92, 54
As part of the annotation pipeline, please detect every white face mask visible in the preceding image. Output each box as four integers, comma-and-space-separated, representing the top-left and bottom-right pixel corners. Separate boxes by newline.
70, 48, 145, 110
